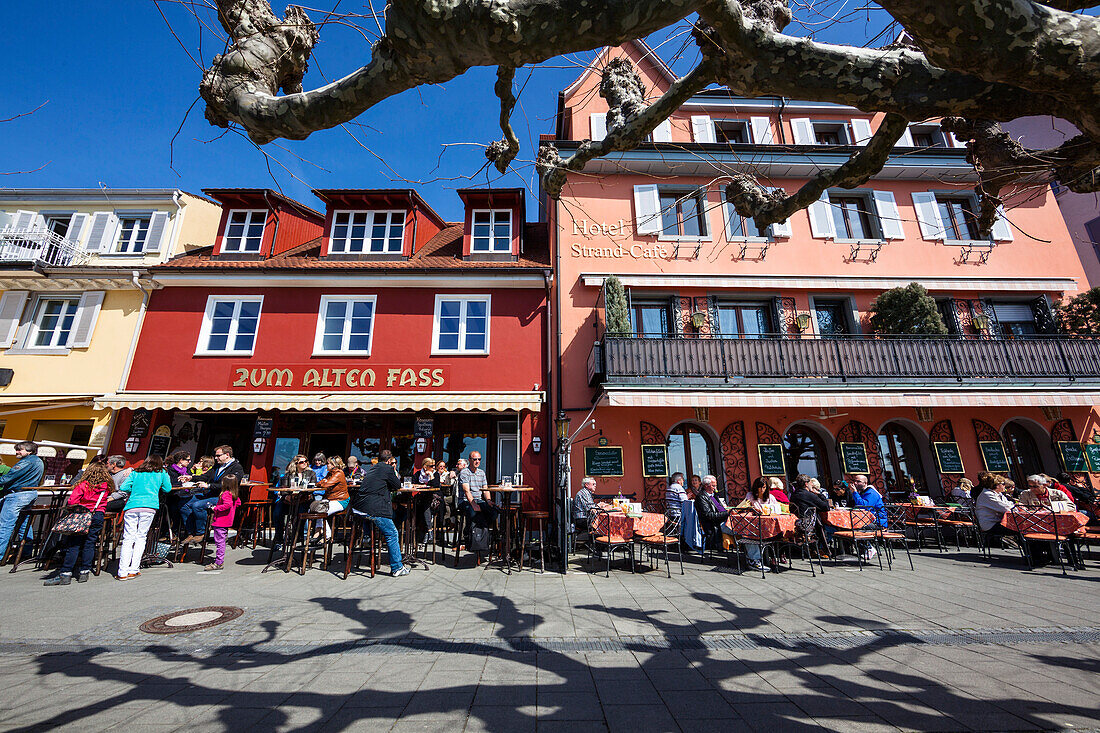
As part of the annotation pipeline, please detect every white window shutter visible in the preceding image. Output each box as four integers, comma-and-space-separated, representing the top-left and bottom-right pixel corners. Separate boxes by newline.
947, 131, 964, 148
872, 190, 905, 239
66, 213, 89, 245
750, 117, 774, 144
851, 118, 873, 145
990, 205, 1014, 242
769, 188, 792, 238
0, 212, 11, 230
589, 113, 607, 141
85, 212, 118, 252
0, 290, 30, 348
652, 119, 672, 143
11, 210, 38, 231
791, 118, 815, 145
145, 212, 171, 253
911, 192, 945, 240
896, 127, 915, 147
691, 116, 715, 144
722, 199, 739, 240
633, 185, 662, 235
808, 193, 836, 239
67, 291, 104, 348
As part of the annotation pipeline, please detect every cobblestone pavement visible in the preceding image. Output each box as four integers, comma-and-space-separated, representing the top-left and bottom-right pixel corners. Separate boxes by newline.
1, 543, 1099, 732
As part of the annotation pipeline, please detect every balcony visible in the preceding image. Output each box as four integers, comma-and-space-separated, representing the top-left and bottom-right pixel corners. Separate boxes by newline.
0, 228, 88, 268
589, 334, 1100, 388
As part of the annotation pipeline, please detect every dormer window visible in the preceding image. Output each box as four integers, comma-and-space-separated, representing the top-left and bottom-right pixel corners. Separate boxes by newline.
330, 211, 404, 254
223, 210, 266, 253
791, 118, 851, 146
715, 120, 749, 144
114, 216, 151, 254
471, 210, 511, 253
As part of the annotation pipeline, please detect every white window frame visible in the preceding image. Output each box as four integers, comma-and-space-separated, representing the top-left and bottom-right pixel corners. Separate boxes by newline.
196, 295, 264, 356
26, 296, 80, 349
471, 210, 512, 253
313, 295, 378, 355
432, 294, 491, 355
829, 191, 884, 243
112, 213, 152, 254
329, 210, 405, 254
656, 187, 710, 242
812, 121, 851, 145
222, 210, 267, 253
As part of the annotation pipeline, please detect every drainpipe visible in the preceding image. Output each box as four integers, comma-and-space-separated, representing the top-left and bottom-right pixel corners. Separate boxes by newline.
776, 97, 789, 145
263, 190, 281, 257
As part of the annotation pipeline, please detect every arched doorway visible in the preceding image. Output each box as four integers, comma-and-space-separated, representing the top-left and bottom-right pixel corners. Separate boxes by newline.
667, 423, 715, 482
1003, 420, 1045, 486
877, 422, 927, 499
783, 425, 832, 487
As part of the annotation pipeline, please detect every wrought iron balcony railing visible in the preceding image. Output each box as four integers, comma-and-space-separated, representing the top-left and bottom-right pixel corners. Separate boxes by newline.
589, 333, 1100, 387
0, 228, 89, 268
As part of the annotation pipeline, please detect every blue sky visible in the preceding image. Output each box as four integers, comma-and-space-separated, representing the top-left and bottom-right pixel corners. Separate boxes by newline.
0, 2, 893, 221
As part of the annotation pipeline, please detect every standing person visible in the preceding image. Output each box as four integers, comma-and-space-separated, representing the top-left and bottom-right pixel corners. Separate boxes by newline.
413, 458, 442, 545
205, 475, 242, 571
458, 451, 498, 528
313, 456, 349, 540
116, 455, 172, 580
350, 449, 410, 577
665, 472, 689, 519
179, 446, 244, 544
572, 477, 596, 531
44, 462, 112, 586
0, 442, 46, 560
849, 474, 886, 561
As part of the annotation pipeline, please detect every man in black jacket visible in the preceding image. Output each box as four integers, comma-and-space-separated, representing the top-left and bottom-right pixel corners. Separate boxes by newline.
694, 475, 730, 544
351, 450, 410, 577
179, 445, 245, 543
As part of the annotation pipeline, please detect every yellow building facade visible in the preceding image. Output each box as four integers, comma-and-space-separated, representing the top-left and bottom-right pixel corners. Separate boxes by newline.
0, 190, 221, 479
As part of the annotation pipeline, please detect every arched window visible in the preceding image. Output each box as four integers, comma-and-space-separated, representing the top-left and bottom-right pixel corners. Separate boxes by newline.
877, 423, 927, 499
1003, 421, 1045, 486
783, 426, 832, 486
667, 424, 715, 482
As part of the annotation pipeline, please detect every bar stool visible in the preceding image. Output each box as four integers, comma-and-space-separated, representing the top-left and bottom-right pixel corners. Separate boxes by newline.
288, 510, 333, 574
5, 493, 66, 571
520, 511, 549, 573
174, 520, 213, 565
94, 512, 124, 576
234, 485, 272, 549
452, 511, 485, 568
343, 512, 378, 579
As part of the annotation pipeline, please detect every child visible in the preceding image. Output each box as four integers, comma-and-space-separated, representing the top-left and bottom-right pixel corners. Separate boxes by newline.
205, 475, 242, 571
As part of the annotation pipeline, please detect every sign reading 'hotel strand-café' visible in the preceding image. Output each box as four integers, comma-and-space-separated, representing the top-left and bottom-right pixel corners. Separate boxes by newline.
228, 365, 448, 390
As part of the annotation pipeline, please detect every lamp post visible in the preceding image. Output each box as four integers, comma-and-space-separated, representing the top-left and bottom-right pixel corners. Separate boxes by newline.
554, 411, 571, 572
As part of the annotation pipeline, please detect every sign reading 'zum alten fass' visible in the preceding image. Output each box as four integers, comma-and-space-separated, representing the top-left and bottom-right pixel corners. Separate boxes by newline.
229, 365, 447, 390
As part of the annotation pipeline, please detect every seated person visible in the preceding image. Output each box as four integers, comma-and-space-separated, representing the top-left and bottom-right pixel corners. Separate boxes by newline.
693, 475, 729, 539
944, 478, 973, 503
829, 479, 850, 507
1056, 471, 1096, 518
1020, 474, 1075, 509
572, 477, 596, 531
724, 477, 783, 572
665, 472, 689, 519
767, 476, 791, 505
848, 474, 886, 562
789, 474, 830, 541
975, 475, 1018, 549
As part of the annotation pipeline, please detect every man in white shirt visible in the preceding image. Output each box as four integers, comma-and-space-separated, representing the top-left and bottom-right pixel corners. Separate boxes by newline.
665, 472, 689, 519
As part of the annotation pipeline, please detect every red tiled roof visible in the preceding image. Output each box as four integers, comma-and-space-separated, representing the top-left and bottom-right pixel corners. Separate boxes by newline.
156, 223, 551, 272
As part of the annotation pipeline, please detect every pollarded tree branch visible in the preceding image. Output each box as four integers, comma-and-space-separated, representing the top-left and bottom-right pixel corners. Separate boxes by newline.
486, 66, 521, 173
726, 113, 910, 230
537, 58, 716, 198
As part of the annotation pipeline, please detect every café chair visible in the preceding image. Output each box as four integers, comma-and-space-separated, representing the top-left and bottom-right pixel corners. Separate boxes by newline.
94, 512, 125, 576
903, 503, 946, 551
587, 507, 634, 577
290, 509, 339, 574
634, 514, 683, 578
830, 507, 884, 571
726, 510, 784, 580
174, 520, 213, 565
881, 504, 916, 571
936, 497, 982, 550
1007, 507, 1074, 575
343, 512, 379, 579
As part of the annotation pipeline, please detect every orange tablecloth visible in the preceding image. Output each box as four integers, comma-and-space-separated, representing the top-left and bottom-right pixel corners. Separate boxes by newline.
592, 509, 665, 539
1001, 510, 1089, 537
724, 511, 797, 540
824, 508, 876, 529
903, 505, 956, 523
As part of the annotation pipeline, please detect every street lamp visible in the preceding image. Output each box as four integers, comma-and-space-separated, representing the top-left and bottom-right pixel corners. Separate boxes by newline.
795, 313, 812, 332
556, 412, 571, 444
690, 311, 707, 330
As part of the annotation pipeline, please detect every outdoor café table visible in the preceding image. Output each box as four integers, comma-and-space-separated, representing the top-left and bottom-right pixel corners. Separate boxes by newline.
395, 485, 429, 566
722, 511, 797, 551
595, 505, 666, 538
483, 485, 535, 571
902, 504, 956, 523
261, 486, 315, 573
824, 508, 876, 529
1000, 509, 1089, 537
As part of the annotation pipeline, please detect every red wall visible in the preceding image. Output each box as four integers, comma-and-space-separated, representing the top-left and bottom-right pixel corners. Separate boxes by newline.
126, 287, 547, 393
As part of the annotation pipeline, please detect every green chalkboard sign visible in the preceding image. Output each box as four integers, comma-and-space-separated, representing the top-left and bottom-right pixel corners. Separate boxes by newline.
932, 442, 965, 474
584, 446, 624, 477
1084, 443, 1100, 473
757, 444, 786, 476
979, 441, 1010, 473
1057, 441, 1088, 472
641, 444, 668, 478
840, 442, 870, 475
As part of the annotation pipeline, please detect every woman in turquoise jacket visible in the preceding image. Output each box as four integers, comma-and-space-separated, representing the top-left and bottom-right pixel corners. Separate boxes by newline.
116, 455, 172, 580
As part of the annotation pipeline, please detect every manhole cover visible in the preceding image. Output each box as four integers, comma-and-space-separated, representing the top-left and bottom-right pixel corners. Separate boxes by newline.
139, 606, 244, 634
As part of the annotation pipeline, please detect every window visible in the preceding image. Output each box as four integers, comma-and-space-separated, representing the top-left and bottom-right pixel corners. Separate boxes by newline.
223, 210, 266, 253
717, 302, 772, 338
628, 301, 669, 337
45, 216, 71, 238
991, 302, 1037, 339
830, 196, 874, 239
659, 189, 707, 238
715, 120, 749, 144
29, 298, 79, 348
908, 125, 947, 148
814, 299, 850, 336
1085, 217, 1100, 263
877, 423, 927, 499
114, 216, 150, 253
667, 424, 715, 483
726, 210, 770, 239
433, 295, 490, 354
783, 426, 833, 487
935, 196, 981, 240
197, 296, 263, 355
314, 296, 376, 354
471, 210, 512, 253
330, 211, 404, 254
814, 125, 844, 145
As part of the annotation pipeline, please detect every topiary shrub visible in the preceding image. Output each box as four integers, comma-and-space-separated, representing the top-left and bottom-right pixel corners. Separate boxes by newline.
868, 283, 948, 335
604, 275, 632, 335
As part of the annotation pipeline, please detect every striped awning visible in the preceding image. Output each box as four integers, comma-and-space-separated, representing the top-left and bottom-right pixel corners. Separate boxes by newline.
95, 391, 544, 413
603, 389, 1100, 409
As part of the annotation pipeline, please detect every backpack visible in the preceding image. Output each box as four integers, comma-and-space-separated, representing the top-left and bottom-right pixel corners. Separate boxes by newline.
469, 526, 491, 552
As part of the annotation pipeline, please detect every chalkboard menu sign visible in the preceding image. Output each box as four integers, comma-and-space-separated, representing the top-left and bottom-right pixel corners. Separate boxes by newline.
757, 444, 786, 476
584, 446, 624, 477
641, 444, 668, 478
978, 441, 1010, 473
840, 442, 869, 475
1083, 443, 1100, 473
1057, 441, 1088, 472
932, 442, 965, 474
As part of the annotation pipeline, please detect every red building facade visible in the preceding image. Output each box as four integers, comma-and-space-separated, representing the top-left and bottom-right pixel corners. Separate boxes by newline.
101, 188, 551, 506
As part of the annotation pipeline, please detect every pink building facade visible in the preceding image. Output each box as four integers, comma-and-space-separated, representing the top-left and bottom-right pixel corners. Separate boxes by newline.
547, 42, 1100, 513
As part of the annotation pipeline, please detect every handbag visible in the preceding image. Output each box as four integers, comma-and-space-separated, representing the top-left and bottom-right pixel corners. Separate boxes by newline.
309, 499, 330, 514
470, 525, 491, 552
52, 490, 108, 535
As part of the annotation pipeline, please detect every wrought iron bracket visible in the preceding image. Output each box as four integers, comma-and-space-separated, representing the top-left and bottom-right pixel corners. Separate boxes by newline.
846, 240, 884, 262
957, 241, 995, 264
734, 240, 771, 261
